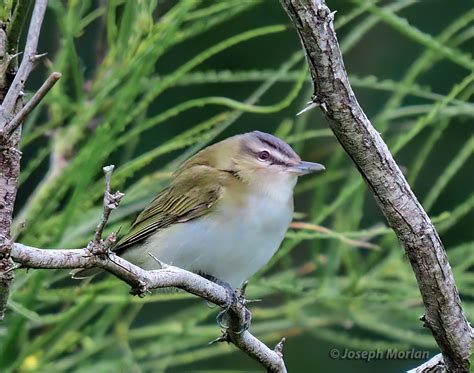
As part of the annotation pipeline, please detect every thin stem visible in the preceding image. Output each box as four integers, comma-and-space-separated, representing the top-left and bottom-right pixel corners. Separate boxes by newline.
4, 72, 61, 136
0, 0, 48, 124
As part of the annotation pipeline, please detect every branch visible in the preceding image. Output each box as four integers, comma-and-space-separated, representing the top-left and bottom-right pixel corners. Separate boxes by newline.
280, 1, 472, 372
0, 0, 48, 125
408, 354, 445, 373
0, 0, 50, 321
3, 72, 61, 136
10, 243, 287, 371
7, 165, 287, 373
92, 165, 124, 247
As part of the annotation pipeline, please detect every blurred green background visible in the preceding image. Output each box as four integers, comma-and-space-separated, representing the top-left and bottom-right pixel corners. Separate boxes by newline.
1, 0, 473, 371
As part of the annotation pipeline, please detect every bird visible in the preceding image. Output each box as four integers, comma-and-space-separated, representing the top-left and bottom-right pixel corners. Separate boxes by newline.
73, 131, 324, 290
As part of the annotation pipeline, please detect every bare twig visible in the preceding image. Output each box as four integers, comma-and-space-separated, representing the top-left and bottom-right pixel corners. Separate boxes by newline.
274, 337, 286, 357
0, 0, 48, 125
280, 0, 472, 372
408, 354, 445, 373
8, 242, 287, 372
92, 165, 124, 247
3, 72, 61, 136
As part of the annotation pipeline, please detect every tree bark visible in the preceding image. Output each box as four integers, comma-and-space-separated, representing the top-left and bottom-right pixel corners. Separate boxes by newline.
279, 1, 472, 372
0, 0, 48, 320
0, 17, 21, 323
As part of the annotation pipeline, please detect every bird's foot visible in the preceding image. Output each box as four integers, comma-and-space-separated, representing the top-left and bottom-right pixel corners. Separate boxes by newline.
215, 287, 252, 333
214, 280, 252, 333
213, 278, 236, 329
199, 274, 252, 333
229, 307, 251, 334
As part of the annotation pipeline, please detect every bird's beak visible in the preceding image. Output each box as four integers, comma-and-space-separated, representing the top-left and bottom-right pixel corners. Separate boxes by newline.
288, 161, 325, 175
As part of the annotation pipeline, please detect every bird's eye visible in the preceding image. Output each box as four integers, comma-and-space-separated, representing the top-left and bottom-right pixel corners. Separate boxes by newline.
258, 150, 270, 161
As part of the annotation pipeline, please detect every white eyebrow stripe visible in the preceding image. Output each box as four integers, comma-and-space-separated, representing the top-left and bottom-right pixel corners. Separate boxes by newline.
267, 150, 291, 165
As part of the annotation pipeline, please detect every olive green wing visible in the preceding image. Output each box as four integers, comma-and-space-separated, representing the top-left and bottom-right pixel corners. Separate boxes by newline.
114, 166, 226, 253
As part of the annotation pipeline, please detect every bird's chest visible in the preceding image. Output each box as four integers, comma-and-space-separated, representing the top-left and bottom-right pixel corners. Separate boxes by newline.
221, 192, 293, 237
139, 187, 294, 287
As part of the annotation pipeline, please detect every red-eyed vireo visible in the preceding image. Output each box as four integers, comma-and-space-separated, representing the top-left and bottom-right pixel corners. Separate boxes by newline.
74, 131, 324, 288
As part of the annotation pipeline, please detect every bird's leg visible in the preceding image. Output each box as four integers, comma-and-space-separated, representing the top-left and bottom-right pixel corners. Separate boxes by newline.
198, 273, 236, 328
198, 273, 253, 333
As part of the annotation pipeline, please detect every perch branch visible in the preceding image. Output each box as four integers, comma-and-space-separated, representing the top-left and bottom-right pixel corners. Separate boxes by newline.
8, 165, 287, 373
280, 0, 472, 372
408, 353, 444, 373
10, 243, 287, 371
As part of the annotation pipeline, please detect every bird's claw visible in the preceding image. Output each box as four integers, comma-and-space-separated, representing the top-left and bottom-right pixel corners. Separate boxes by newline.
199, 275, 253, 333
215, 283, 253, 333
216, 283, 236, 328
216, 309, 229, 328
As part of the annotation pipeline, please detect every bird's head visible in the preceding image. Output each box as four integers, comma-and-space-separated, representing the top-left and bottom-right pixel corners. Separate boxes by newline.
180, 131, 325, 189
233, 131, 325, 180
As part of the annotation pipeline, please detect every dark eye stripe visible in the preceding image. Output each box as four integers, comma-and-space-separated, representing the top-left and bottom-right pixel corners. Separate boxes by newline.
267, 154, 291, 166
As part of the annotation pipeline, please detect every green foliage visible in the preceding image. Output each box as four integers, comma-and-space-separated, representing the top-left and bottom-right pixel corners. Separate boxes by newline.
1, 0, 473, 371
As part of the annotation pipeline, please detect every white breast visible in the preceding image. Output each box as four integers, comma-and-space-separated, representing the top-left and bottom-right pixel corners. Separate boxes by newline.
123, 182, 295, 288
